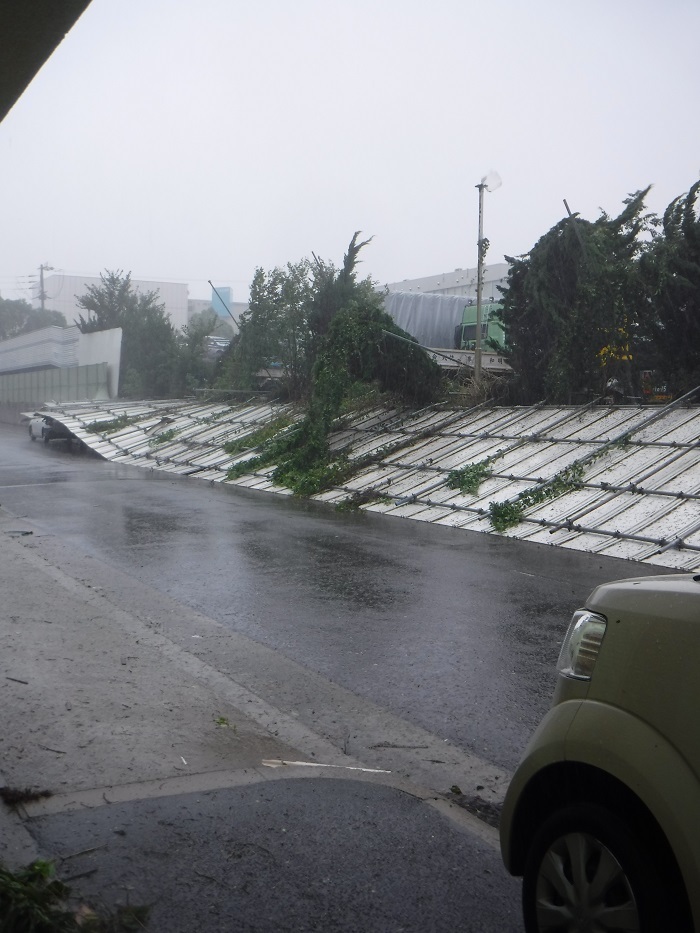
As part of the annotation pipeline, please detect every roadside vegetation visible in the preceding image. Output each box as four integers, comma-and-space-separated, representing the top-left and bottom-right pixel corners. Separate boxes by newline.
0, 298, 66, 339
64, 180, 700, 417
0, 858, 148, 932
447, 460, 492, 495
85, 414, 136, 435
61, 181, 700, 509
221, 233, 442, 496
494, 181, 700, 403
75, 272, 221, 399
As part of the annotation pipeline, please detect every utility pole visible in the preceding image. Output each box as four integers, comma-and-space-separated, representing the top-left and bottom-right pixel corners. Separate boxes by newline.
38, 263, 53, 311
474, 172, 501, 383
207, 280, 240, 329
475, 182, 486, 383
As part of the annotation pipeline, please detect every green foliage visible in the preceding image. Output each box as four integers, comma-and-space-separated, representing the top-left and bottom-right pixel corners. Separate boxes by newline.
173, 311, 219, 394
188, 308, 230, 338
337, 380, 391, 413
314, 302, 442, 408
273, 451, 354, 497
488, 462, 585, 531
0, 298, 66, 340
0, 859, 149, 932
335, 489, 391, 512
216, 260, 315, 396
76, 271, 179, 399
305, 232, 375, 358
522, 463, 585, 506
149, 428, 179, 447
447, 460, 492, 494
223, 301, 442, 496
496, 190, 655, 403
225, 443, 353, 497
496, 181, 700, 404
223, 234, 441, 497
488, 501, 526, 532
86, 414, 135, 434
226, 455, 264, 481
638, 181, 700, 395
223, 416, 292, 455
0, 859, 75, 932
266, 301, 440, 495
217, 232, 405, 403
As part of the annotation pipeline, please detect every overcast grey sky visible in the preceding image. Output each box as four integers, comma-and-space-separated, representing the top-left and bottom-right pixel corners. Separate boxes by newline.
1, 0, 698, 306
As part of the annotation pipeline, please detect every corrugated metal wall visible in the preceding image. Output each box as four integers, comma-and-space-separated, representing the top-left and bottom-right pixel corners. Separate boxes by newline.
27, 398, 700, 573
1, 363, 110, 406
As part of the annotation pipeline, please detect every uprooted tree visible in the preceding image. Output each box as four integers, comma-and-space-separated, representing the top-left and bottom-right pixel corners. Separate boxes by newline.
222, 233, 442, 495
216, 232, 438, 402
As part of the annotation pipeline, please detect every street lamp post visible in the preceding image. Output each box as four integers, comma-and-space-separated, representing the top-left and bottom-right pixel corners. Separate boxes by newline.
474, 172, 501, 383
475, 182, 486, 383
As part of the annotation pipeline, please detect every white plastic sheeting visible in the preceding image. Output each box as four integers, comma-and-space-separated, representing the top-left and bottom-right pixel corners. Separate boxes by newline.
383, 292, 471, 348
33, 397, 700, 572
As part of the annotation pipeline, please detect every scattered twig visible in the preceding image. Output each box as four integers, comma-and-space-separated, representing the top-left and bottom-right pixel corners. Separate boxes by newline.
61, 867, 99, 883
38, 743, 67, 754
60, 843, 108, 861
194, 869, 225, 887
5, 676, 29, 685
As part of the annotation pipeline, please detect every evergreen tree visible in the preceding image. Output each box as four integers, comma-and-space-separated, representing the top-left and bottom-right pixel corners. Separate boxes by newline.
219, 260, 314, 397
0, 297, 66, 340
638, 181, 700, 395
496, 190, 653, 403
172, 310, 219, 395
76, 271, 178, 398
218, 232, 378, 399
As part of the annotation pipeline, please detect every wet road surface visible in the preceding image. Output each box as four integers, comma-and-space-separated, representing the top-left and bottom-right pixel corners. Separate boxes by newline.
1, 424, 661, 773
30, 778, 524, 933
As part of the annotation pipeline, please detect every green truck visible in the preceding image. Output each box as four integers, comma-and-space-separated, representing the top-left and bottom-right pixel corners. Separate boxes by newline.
453, 299, 504, 351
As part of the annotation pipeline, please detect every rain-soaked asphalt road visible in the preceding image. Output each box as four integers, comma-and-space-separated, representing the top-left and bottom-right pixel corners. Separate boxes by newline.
0, 424, 661, 774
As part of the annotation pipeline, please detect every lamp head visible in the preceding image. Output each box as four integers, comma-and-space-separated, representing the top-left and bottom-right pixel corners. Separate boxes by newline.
480, 170, 502, 192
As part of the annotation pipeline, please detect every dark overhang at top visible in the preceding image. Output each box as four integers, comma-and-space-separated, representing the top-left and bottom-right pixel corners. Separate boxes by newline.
0, 0, 93, 124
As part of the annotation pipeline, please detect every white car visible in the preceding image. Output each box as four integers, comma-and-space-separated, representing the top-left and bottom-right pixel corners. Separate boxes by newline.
28, 415, 73, 445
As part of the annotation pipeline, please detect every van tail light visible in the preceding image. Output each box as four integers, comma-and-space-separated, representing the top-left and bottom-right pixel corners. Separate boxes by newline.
557, 610, 607, 681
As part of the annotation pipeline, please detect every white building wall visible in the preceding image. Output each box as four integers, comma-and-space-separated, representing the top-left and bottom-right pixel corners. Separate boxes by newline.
38, 274, 190, 332
385, 262, 509, 301
0, 325, 122, 398
76, 328, 122, 397
0, 325, 79, 370
188, 298, 212, 319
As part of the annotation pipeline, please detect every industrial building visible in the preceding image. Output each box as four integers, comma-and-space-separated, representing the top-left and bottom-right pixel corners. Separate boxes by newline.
385, 262, 509, 301
35, 274, 190, 332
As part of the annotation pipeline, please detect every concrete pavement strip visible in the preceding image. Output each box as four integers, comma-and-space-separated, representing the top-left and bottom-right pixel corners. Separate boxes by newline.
0, 506, 503, 873
17, 765, 500, 849
9, 514, 512, 800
